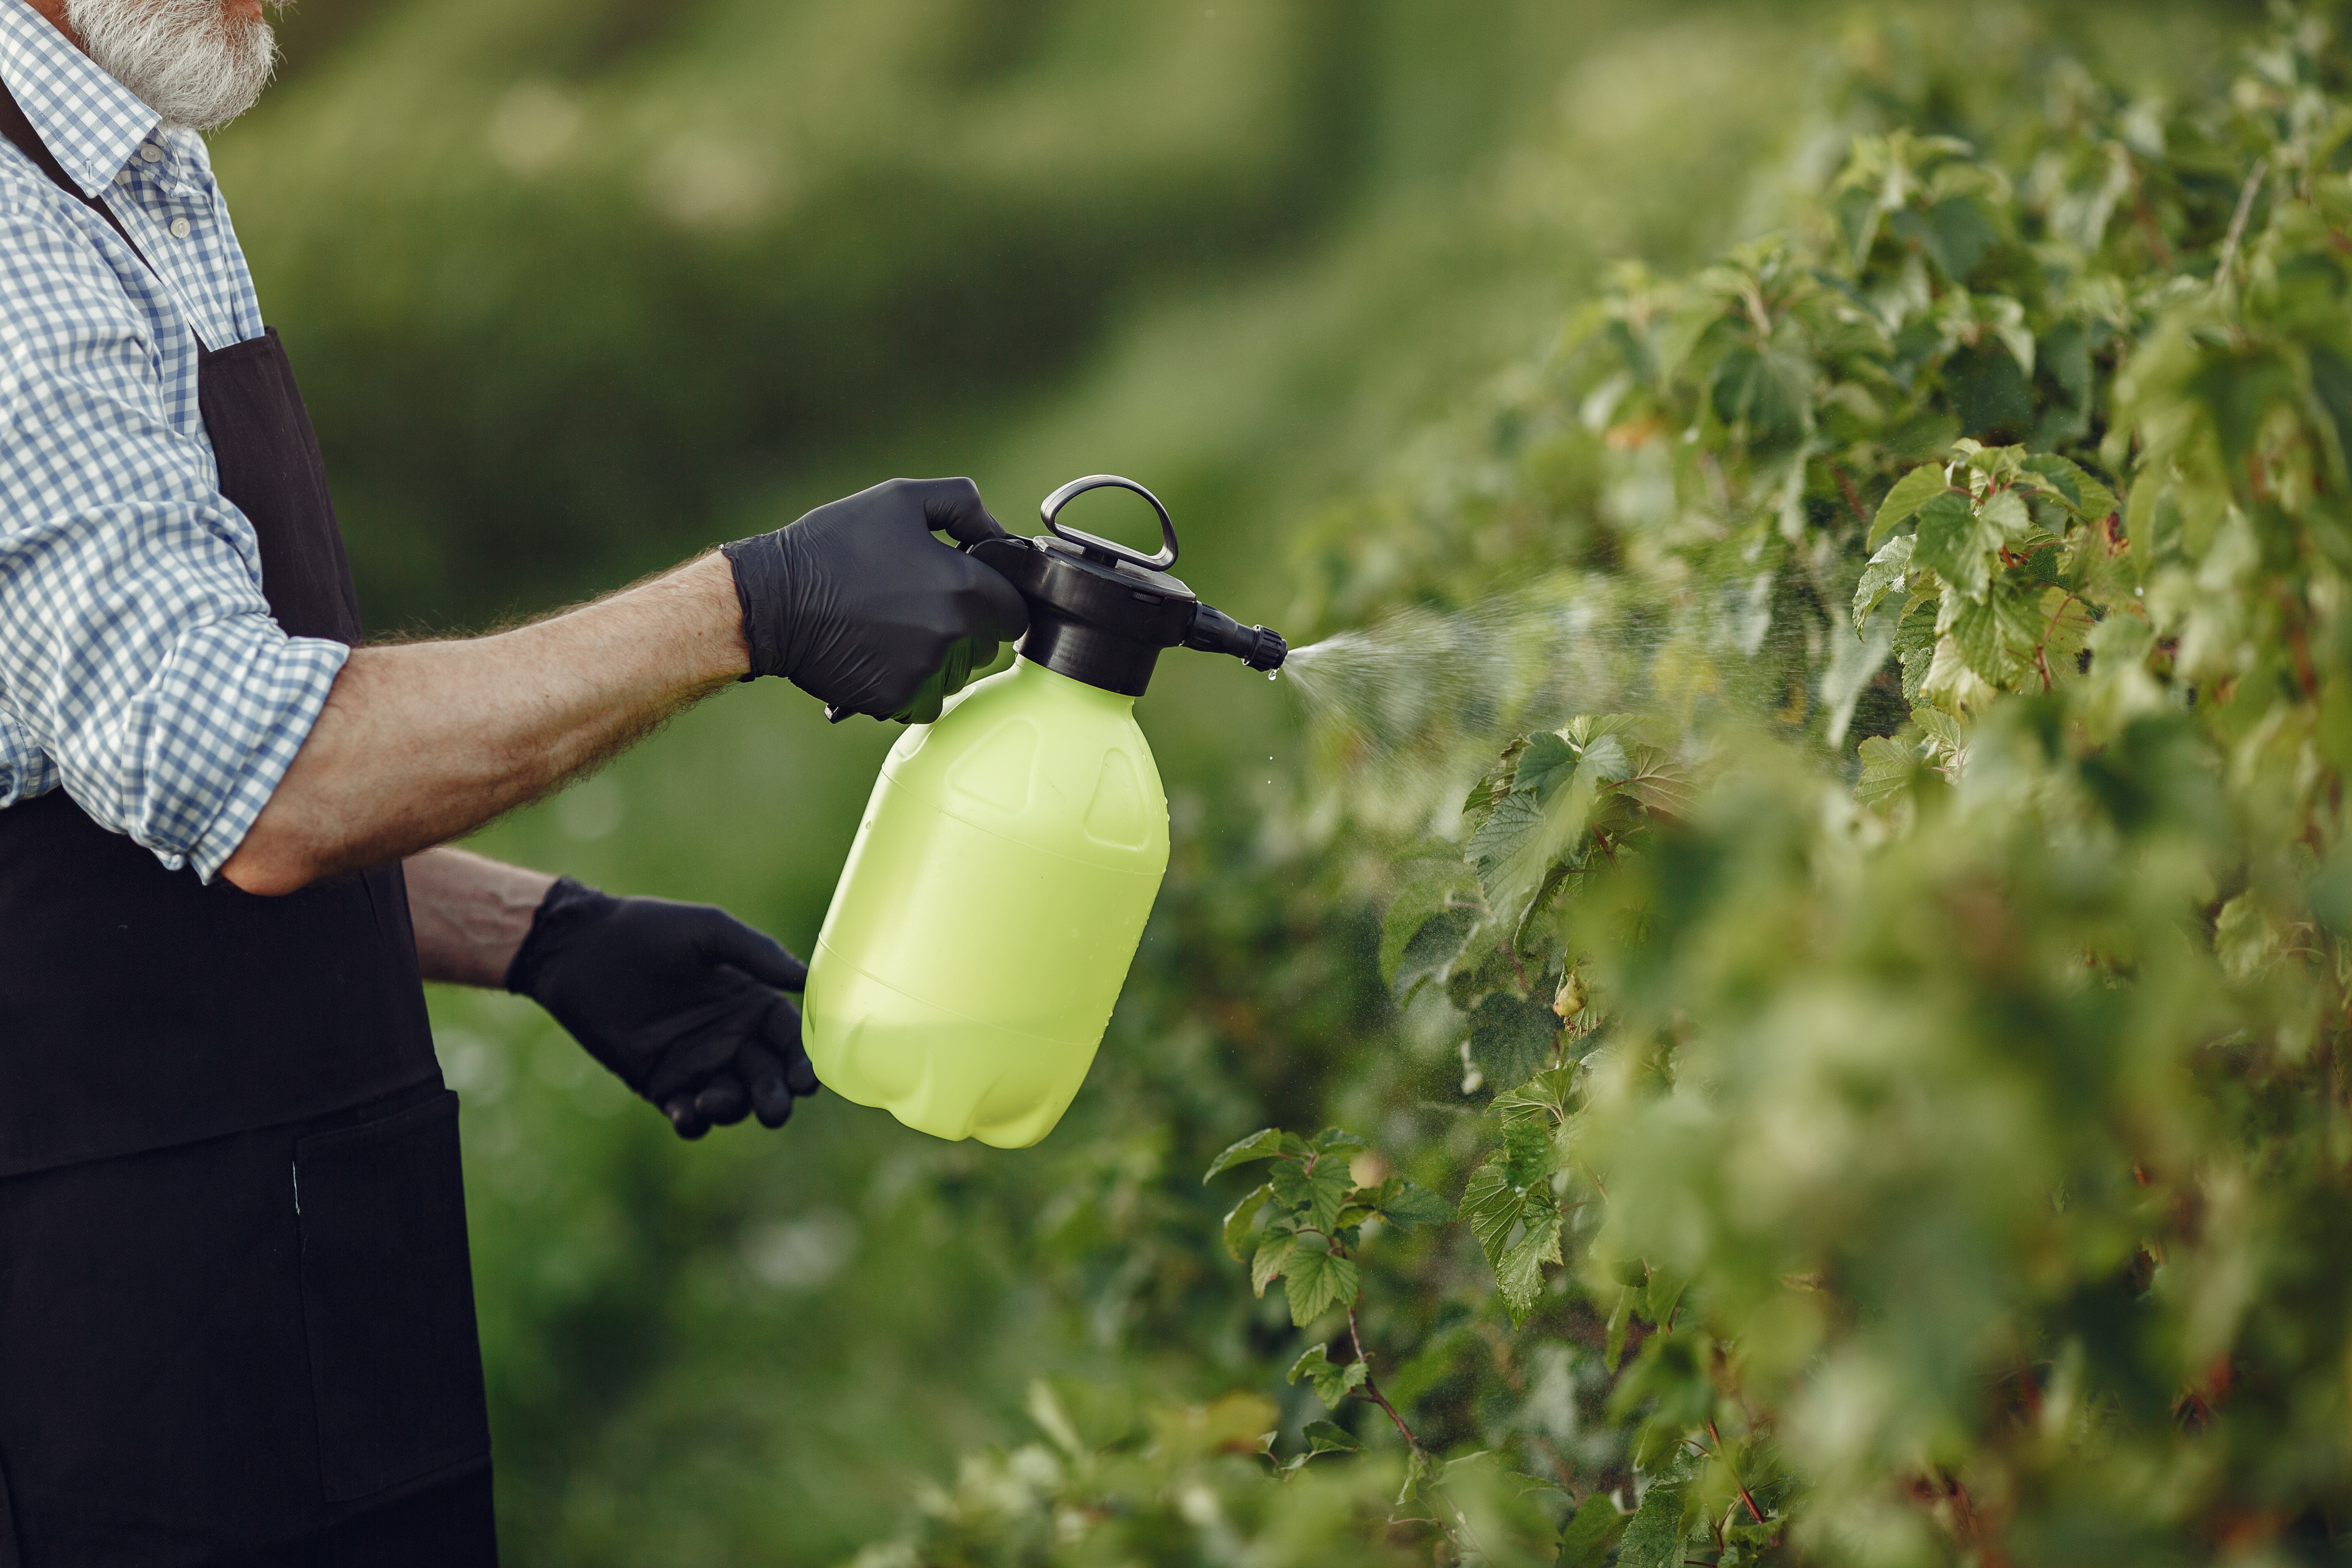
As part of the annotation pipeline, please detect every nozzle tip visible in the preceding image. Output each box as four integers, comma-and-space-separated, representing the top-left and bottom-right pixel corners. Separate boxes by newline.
1183, 602, 1290, 673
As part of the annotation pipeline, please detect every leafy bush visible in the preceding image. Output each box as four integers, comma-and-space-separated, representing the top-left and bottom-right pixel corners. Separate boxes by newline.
853, 6, 2352, 1564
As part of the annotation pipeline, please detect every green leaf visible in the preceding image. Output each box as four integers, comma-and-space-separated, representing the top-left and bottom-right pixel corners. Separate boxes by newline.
1314, 1128, 1371, 1153
1466, 721, 1649, 919
1470, 795, 1585, 927
1222, 1182, 1274, 1262
1869, 462, 1953, 548
1852, 533, 1915, 631
1288, 1343, 1372, 1408
1709, 338, 1815, 444
1252, 1230, 1298, 1298
1396, 1448, 1439, 1509
1646, 1267, 1688, 1333
1390, 908, 1479, 1008
1301, 1419, 1362, 1455
1980, 487, 2030, 539
1495, 1214, 1564, 1323
1515, 731, 1579, 801
1460, 739, 1529, 830
2038, 588, 2095, 684
1951, 596, 2016, 682
1951, 588, 2040, 683
1606, 1285, 1635, 1372
1894, 599, 1938, 704
1466, 790, 1546, 887
1492, 1065, 1580, 1125
1462, 1156, 1564, 1325
1882, 196, 1994, 282
2077, 473, 2121, 526
1917, 707, 1964, 756
1611, 1332, 1717, 1430
1617, 1452, 1702, 1568
1204, 1128, 1285, 1183
1924, 193, 1996, 280
2020, 451, 2084, 510
1282, 1243, 1362, 1326
1365, 1177, 1456, 1232
1380, 859, 1480, 988
1558, 1495, 1630, 1568
1468, 991, 1561, 1093
1501, 1116, 1556, 1188
1856, 735, 1918, 810
1913, 489, 1996, 597
1578, 732, 1632, 783
1272, 1153, 1356, 1234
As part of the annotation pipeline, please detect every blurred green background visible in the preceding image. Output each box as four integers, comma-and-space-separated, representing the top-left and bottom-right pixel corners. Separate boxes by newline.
211, 2, 2254, 1560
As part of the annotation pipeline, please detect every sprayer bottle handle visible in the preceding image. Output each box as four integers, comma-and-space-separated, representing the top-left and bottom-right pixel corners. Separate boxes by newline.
1039, 474, 1179, 571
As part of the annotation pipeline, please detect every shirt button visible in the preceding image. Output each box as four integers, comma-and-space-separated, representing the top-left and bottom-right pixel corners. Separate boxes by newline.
169, 217, 191, 238
139, 143, 164, 163
111, 169, 130, 187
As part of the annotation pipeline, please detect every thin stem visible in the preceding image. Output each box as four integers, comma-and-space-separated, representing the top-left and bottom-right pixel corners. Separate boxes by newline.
1833, 464, 1871, 532
2218, 157, 2268, 284
1348, 1304, 1424, 1454
2033, 589, 2081, 694
2277, 584, 2319, 698
1707, 1420, 1770, 1528
2127, 154, 2174, 268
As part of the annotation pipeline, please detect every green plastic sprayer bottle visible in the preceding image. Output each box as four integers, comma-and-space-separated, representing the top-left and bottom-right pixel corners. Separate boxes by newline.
803, 475, 1287, 1147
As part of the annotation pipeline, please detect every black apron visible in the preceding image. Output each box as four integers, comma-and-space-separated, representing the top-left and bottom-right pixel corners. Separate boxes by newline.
0, 87, 492, 1566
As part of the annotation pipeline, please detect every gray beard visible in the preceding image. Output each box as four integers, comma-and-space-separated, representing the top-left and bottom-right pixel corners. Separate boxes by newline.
61, 0, 277, 132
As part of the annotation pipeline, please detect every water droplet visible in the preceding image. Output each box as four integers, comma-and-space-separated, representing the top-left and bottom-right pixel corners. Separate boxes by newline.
1267, 670, 1277, 681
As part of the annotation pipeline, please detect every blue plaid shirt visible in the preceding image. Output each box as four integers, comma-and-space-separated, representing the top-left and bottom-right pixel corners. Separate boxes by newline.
0, 0, 345, 881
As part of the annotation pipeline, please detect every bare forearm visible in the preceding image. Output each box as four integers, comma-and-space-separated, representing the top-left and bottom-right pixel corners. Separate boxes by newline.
405, 846, 557, 986
223, 553, 746, 895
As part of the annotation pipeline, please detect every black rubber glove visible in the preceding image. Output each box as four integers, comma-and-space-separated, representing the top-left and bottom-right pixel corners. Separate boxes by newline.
722, 477, 1031, 724
504, 878, 820, 1139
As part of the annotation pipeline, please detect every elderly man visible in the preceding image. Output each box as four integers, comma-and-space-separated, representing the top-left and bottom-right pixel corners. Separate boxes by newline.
0, 0, 1028, 1561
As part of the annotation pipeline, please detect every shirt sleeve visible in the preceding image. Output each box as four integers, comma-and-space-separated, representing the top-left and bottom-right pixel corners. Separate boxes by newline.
0, 196, 346, 882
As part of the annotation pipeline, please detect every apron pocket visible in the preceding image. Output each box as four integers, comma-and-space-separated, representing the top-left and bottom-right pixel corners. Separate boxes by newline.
295, 1090, 490, 1503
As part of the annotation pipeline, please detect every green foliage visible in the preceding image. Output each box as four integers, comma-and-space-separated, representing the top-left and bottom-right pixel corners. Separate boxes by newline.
863, 3, 2352, 1564
1207, 1126, 1451, 1328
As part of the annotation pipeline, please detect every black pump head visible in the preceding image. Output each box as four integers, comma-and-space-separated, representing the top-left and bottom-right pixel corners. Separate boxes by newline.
966, 475, 1288, 698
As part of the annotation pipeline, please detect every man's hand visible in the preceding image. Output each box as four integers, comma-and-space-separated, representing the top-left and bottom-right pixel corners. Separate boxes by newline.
723, 477, 1030, 723
503, 879, 820, 1138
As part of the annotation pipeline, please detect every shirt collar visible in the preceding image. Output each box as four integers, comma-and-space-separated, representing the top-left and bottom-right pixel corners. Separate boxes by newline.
0, 0, 162, 199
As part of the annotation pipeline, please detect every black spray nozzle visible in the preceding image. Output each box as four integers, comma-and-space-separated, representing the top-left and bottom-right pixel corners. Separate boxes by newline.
1184, 603, 1287, 672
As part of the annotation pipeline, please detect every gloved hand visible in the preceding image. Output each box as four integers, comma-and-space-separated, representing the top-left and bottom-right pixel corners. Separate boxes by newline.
722, 477, 1031, 724
504, 878, 820, 1139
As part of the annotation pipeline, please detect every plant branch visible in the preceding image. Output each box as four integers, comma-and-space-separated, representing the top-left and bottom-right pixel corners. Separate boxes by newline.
1833, 464, 1871, 531
1708, 1419, 1770, 1528
2218, 157, 2268, 284
2127, 153, 2174, 268
1348, 1304, 1424, 1454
